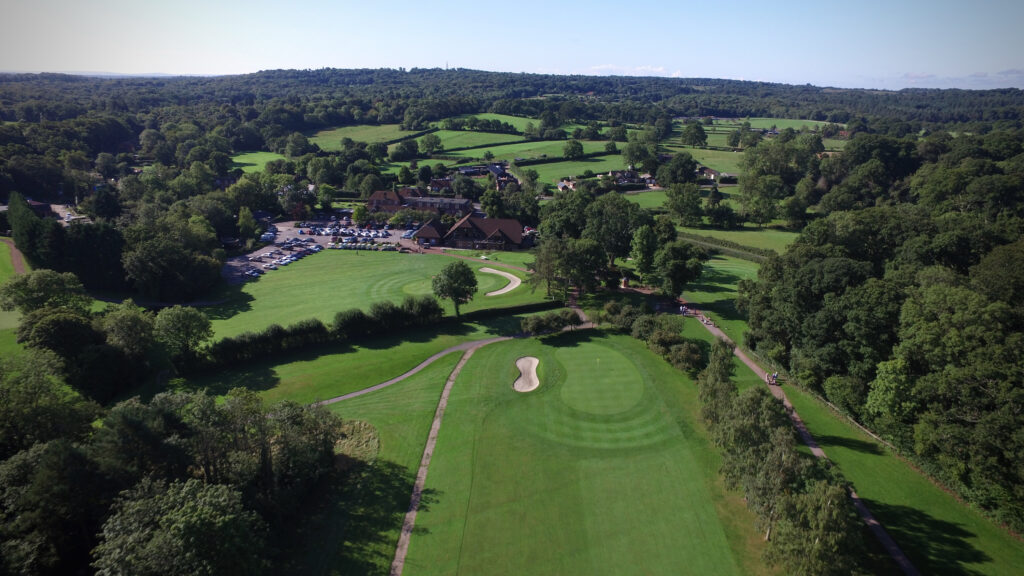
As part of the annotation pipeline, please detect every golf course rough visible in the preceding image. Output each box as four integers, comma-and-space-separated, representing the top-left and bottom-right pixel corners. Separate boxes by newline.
403, 333, 745, 575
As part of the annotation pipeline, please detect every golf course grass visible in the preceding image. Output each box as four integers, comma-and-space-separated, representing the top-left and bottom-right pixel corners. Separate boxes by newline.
204, 251, 547, 338
402, 332, 772, 576
783, 386, 1024, 575
0, 240, 23, 357
682, 255, 760, 347
230, 151, 287, 173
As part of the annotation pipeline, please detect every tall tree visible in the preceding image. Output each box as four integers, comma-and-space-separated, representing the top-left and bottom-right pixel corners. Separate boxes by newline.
154, 305, 213, 361
432, 261, 478, 317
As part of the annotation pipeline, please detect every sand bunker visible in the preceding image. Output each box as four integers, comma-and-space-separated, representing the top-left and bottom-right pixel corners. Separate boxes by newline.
513, 356, 540, 392
480, 267, 521, 296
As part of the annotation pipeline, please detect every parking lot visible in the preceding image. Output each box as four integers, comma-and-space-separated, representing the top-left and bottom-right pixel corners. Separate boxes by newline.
222, 220, 402, 284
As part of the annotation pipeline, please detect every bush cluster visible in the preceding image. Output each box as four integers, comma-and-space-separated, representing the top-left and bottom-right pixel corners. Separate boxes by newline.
519, 309, 582, 335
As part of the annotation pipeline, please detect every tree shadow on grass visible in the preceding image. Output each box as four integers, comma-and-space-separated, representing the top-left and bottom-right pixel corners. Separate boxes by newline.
814, 434, 884, 455
197, 282, 256, 321
692, 297, 747, 322
692, 266, 744, 291
283, 459, 439, 576
539, 328, 607, 349
863, 500, 990, 576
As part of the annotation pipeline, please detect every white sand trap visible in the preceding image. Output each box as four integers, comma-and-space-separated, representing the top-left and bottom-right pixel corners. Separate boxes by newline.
480, 267, 521, 296
513, 356, 540, 392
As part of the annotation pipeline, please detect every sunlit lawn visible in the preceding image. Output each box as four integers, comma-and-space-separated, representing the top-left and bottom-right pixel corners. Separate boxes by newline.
230, 151, 287, 173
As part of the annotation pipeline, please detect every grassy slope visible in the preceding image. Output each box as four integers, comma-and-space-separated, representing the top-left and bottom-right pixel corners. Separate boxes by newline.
784, 387, 1024, 575
230, 151, 287, 173
664, 146, 745, 173
204, 251, 546, 338
432, 130, 524, 149
527, 155, 628, 184
679, 224, 799, 254
187, 312, 533, 406
291, 353, 463, 574
310, 124, 408, 149
405, 333, 773, 576
0, 241, 22, 355
681, 255, 760, 347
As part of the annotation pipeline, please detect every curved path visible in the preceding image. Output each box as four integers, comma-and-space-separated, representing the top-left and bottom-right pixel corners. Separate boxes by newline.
0, 237, 27, 275
479, 266, 521, 296
696, 318, 919, 576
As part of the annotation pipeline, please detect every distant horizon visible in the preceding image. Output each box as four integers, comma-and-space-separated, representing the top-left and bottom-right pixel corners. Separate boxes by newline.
2, 66, 1023, 93
4, 0, 1023, 91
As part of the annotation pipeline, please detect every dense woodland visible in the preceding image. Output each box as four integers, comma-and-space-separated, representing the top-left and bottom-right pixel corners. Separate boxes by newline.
2, 68, 1024, 574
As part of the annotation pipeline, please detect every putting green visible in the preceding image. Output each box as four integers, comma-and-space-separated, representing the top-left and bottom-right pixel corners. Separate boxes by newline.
558, 346, 644, 415
404, 333, 751, 575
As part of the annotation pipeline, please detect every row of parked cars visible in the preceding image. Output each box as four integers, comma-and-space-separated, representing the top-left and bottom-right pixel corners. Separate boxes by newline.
242, 239, 323, 279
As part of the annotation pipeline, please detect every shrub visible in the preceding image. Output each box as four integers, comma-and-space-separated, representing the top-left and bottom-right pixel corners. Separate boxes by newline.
333, 308, 371, 339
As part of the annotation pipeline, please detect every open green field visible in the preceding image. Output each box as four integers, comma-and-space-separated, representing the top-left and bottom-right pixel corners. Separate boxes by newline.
442, 139, 611, 162
432, 129, 524, 150
526, 155, 628, 184
435, 113, 537, 134
310, 124, 409, 149
679, 224, 799, 254
784, 387, 1024, 575
682, 255, 760, 347
823, 138, 847, 150
0, 241, 23, 355
204, 251, 546, 338
404, 332, 771, 576
623, 189, 668, 209
664, 145, 745, 173
231, 151, 287, 173
714, 117, 836, 131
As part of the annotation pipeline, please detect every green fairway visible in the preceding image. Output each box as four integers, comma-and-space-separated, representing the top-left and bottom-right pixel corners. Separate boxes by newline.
784, 386, 1024, 575
403, 332, 770, 575
679, 224, 799, 254
310, 124, 409, 149
0, 240, 22, 336
432, 129, 524, 150
288, 353, 463, 574
525, 155, 628, 184
230, 151, 287, 173
440, 248, 535, 270
682, 255, 760, 347
204, 251, 545, 338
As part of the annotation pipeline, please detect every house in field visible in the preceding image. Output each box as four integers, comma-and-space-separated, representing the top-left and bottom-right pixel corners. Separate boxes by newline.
413, 215, 528, 250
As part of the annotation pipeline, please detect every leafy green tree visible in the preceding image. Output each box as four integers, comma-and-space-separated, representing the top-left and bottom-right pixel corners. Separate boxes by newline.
398, 165, 415, 185
652, 240, 707, 297
561, 237, 607, 297
563, 139, 584, 160
766, 479, 865, 575
236, 206, 258, 240
154, 305, 213, 360
653, 214, 677, 244
352, 204, 369, 225
666, 183, 703, 226
630, 224, 658, 283
93, 478, 266, 576
432, 261, 478, 317
99, 299, 156, 361
604, 141, 618, 153
419, 133, 443, 155
17, 307, 102, 359
583, 192, 651, 267
0, 269, 91, 315
527, 236, 566, 298
680, 122, 708, 147
0, 349, 99, 460
655, 152, 697, 186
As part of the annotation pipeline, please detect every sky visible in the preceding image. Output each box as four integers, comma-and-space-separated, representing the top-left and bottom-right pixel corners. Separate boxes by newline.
2, 0, 1023, 90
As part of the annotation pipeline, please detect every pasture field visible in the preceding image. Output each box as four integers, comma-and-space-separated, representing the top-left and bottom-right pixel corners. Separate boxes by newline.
664, 145, 745, 173
623, 189, 668, 209
682, 255, 760, 347
679, 224, 799, 254
823, 138, 847, 150
435, 113, 536, 133
715, 117, 837, 131
309, 124, 409, 149
231, 151, 287, 173
404, 332, 771, 576
204, 251, 546, 338
784, 386, 1024, 575
442, 139, 611, 162
0, 241, 23, 354
524, 155, 628, 184
431, 129, 524, 150
188, 313, 529, 405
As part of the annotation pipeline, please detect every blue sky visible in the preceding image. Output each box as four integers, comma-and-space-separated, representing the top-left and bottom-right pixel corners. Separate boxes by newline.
3, 0, 1022, 90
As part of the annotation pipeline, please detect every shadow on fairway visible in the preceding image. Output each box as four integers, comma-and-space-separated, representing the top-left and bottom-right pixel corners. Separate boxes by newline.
200, 283, 256, 321
814, 434, 885, 456
540, 328, 607, 348
693, 297, 746, 322
282, 459, 439, 575
863, 500, 990, 576
691, 266, 745, 293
